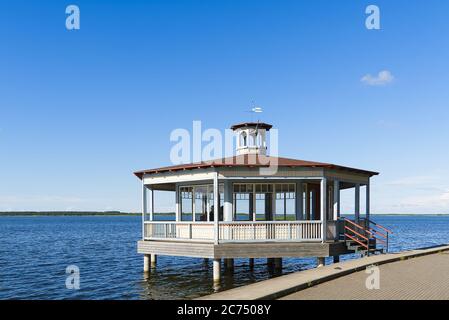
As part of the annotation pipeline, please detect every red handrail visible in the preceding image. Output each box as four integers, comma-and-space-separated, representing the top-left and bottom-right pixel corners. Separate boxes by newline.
344, 218, 373, 236
369, 219, 393, 234
342, 217, 393, 254
369, 228, 387, 239
345, 233, 369, 250
374, 237, 387, 245
344, 225, 369, 242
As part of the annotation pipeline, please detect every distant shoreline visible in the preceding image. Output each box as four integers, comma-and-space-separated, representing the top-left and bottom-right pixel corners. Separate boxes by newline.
0, 212, 448, 217
0, 212, 175, 217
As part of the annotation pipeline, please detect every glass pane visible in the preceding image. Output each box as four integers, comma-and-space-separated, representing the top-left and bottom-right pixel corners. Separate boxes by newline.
234, 193, 251, 221
286, 198, 296, 221
194, 186, 208, 221
181, 187, 193, 221
207, 184, 224, 221
275, 196, 285, 220
255, 193, 266, 221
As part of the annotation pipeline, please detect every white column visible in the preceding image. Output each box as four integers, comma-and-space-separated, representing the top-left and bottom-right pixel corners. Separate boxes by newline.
320, 178, 327, 242
296, 182, 304, 220
151, 254, 157, 267
355, 183, 360, 222
224, 180, 233, 221
143, 254, 150, 272
333, 180, 340, 220
366, 180, 370, 223
149, 188, 154, 221
142, 181, 147, 239
213, 172, 219, 244
175, 184, 180, 222
213, 259, 221, 282
317, 257, 326, 268
304, 184, 310, 220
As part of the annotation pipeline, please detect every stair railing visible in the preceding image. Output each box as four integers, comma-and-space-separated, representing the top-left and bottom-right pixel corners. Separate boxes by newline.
342, 218, 393, 254
344, 218, 373, 237
344, 225, 369, 250
343, 218, 373, 251
368, 219, 393, 252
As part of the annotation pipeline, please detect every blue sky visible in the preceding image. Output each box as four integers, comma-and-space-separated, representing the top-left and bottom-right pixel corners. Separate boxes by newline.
1, 0, 449, 213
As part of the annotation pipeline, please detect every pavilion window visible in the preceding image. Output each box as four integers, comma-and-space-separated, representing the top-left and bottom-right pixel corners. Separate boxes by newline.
194, 186, 208, 222
275, 184, 296, 221
208, 184, 224, 221
233, 184, 253, 221
180, 184, 224, 222
180, 187, 193, 221
255, 184, 273, 221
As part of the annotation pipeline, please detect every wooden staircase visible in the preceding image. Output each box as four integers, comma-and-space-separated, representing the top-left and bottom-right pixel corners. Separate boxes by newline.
341, 218, 392, 257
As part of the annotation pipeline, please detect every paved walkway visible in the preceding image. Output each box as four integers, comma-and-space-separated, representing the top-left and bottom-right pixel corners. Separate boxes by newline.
199, 245, 449, 300
282, 251, 449, 300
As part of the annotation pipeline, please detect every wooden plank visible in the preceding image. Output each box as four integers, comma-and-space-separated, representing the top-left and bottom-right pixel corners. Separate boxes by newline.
213, 242, 348, 259
137, 240, 214, 258
137, 240, 351, 259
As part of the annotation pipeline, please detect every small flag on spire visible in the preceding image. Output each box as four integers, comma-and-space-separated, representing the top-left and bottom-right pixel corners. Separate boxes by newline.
252, 106, 263, 113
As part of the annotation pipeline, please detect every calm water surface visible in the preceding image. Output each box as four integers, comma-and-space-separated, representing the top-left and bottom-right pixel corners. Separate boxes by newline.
0, 215, 448, 300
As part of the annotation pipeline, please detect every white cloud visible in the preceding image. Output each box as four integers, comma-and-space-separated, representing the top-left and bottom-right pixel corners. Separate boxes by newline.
395, 191, 449, 209
372, 173, 449, 214
361, 70, 394, 86
386, 175, 443, 188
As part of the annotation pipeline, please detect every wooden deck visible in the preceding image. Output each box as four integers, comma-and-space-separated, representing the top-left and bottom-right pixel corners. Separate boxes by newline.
199, 245, 449, 300
282, 251, 449, 300
137, 240, 351, 259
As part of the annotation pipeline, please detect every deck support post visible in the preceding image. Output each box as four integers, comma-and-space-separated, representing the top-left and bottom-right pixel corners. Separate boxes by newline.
213, 172, 219, 245
296, 182, 304, 220
320, 178, 328, 242
355, 183, 360, 223
305, 184, 310, 220
151, 254, 157, 267
143, 254, 150, 272
249, 258, 254, 269
213, 259, 221, 282
274, 258, 282, 270
224, 180, 233, 221
317, 257, 326, 268
224, 258, 234, 272
333, 180, 340, 220
175, 185, 180, 222
366, 180, 370, 224
150, 188, 154, 221
333, 255, 340, 263
142, 182, 147, 239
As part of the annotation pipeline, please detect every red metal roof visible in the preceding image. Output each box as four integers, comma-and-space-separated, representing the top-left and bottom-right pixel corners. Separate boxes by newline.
134, 155, 379, 179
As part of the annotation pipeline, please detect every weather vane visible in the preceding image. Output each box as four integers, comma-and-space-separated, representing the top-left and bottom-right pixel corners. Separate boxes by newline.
246, 101, 263, 122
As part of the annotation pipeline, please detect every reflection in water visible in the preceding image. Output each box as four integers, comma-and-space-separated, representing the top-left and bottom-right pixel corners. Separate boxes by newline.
138, 257, 317, 300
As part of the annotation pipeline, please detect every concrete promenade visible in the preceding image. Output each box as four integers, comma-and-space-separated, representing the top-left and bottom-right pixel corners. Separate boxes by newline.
199, 244, 449, 300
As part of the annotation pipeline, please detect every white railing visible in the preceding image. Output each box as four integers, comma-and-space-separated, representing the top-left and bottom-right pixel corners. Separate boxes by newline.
144, 221, 323, 243
144, 221, 215, 242
219, 221, 322, 242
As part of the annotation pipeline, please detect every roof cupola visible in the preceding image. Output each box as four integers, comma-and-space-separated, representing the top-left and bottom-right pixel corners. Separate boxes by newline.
230, 122, 273, 156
